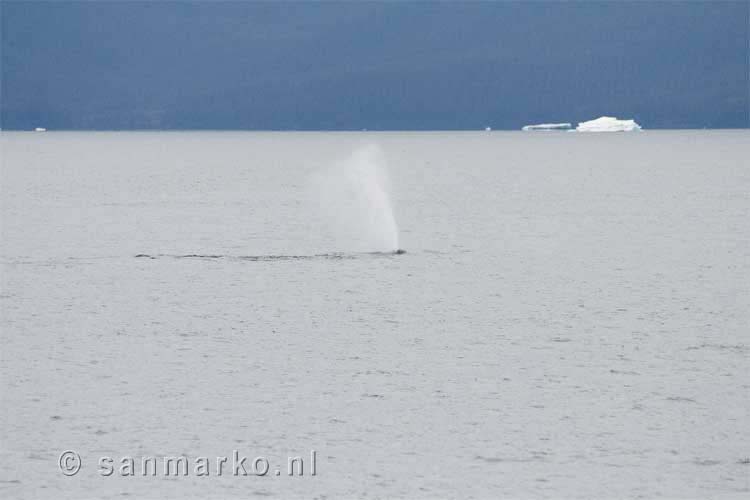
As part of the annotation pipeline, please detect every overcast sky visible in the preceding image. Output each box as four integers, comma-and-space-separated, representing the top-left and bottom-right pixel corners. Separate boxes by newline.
2, 1, 748, 130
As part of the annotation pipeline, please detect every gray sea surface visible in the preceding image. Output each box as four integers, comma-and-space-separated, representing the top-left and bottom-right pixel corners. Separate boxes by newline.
1, 131, 748, 499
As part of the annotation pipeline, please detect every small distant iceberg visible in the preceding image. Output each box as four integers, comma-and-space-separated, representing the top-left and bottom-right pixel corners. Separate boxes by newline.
522, 123, 572, 131
34, 127, 47, 132
576, 116, 642, 132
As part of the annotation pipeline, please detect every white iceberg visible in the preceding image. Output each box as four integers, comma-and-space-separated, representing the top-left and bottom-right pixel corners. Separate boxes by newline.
576, 116, 642, 132
522, 123, 572, 131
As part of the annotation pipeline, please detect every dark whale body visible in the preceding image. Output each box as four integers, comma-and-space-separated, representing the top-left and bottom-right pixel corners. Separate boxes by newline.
136, 249, 406, 260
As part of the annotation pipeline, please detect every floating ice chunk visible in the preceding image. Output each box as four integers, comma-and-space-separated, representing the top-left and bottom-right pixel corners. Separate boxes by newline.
576, 116, 642, 132
521, 123, 572, 131
34, 127, 47, 132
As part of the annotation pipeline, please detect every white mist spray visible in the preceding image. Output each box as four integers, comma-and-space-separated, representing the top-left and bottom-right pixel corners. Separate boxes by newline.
311, 144, 399, 253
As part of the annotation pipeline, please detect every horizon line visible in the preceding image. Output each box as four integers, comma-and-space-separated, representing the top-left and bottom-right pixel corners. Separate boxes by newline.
2, 127, 748, 133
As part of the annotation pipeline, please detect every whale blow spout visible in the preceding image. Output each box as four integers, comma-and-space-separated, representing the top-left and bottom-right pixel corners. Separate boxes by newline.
394, 249, 406, 255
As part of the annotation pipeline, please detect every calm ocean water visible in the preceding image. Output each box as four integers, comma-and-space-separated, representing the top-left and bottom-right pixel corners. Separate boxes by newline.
1, 131, 748, 499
